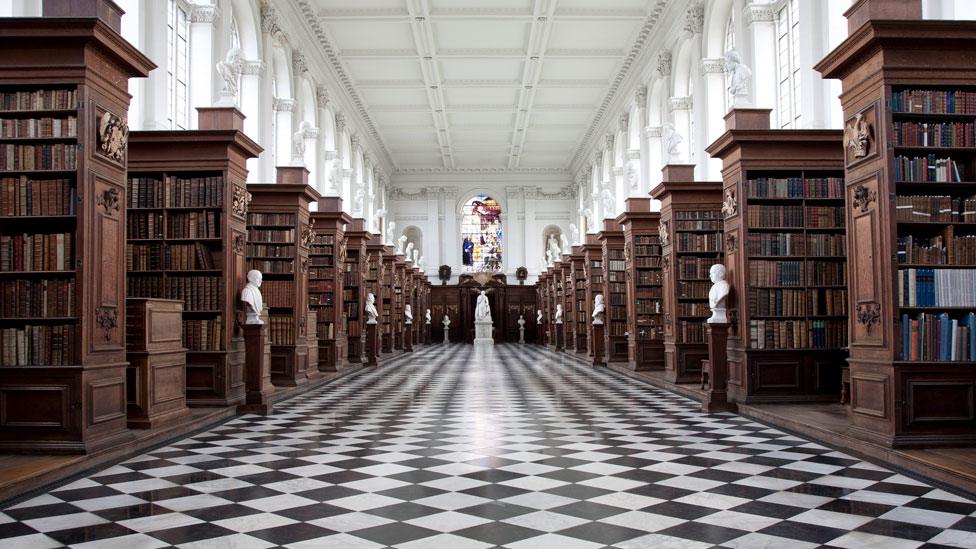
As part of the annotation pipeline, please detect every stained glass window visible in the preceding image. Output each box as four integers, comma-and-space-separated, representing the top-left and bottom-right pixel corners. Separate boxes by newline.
460, 195, 502, 273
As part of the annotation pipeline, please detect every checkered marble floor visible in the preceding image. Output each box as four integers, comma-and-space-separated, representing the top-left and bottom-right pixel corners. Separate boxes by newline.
3, 343, 976, 548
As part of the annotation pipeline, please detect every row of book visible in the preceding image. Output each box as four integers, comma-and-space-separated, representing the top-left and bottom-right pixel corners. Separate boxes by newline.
893, 155, 964, 182
634, 235, 661, 246
677, 256, 716, 280
0, 279, 74, 318
749, 288, 847, 317
246, 243, 294, 259
248, 213, 296, 226
677, 280, 710, 299
893, 121, 975, 148
747, 205, 845, 229
895, 195, 976, 223
892, 89, 976, 115
678, 302, 710, 317
262, 280, 295, 308
0, 89, 76, 112
0, 176, 75, 216
164, 277, 223, 311
900, 312, 976, 362
247, 228, 294, 243
0, 324, 77, 365
127, 177, 164, 208
747, 177, 845, 199
634, 244, 662, 257
268, 315, 296, 345
898, 268, 976, 307
0, 232, 73, 271
184, 317, 223, 351
748, 260, 846, 287
126, 242, 216, 271
747, 233, 847, 257
637, 300, 663, 314
637, 270, 662, 286
636, 287, 662, 299
0, 143, 77, 171
897, 230, 976, 265
677, 320, 706, 343
168, 211, 220, 239
749, 319, 847, 350
168, 176, 225, 208
607, 259, 626, 272
249, 259, 293, 274
0, 116, 77, 139
312, 234, 336, 245
676, 233, 721, 253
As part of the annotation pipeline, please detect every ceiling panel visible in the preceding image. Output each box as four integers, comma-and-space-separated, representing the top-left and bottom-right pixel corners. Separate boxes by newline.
449, 111, 516, 126
433, 20, 530, 50
360, 87, 431, 106
428, 0, 534, 11
547, 20, 642, 50
329, 21, 415, 50
345, 58, 424, 82
443, 87, 519, 106
438, 58, 524, 81
531, 87, 603, 105
540, 58, 619, 81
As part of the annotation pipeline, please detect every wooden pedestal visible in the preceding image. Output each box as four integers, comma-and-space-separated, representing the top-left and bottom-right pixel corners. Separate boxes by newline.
365, 322, 378, 365
554, 323, 564, 351
592, 323, 606, 366
240, 322, 274, 415
404, 323, 414, 352
702, 323, 733, 413
125, 299, 191, 429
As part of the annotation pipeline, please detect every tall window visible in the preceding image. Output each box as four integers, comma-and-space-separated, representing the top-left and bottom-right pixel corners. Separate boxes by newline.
724, 17, 735, 111
230, 15, 242, 108
167, 0, 189, 129
460, 195, 502, 273
776, 0, 801, 128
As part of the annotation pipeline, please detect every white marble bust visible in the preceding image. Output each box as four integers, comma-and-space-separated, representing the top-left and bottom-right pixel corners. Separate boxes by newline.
404, 304, 413, 324
554, 304, 564, 324
241, 269, 264, 325
537, 309, 543, 324
365, 292, 378, 325
592, 294, 605, 325
708, 264, 730, 324
475, 291, 491, 322
425, 309, 431, 324
442, 315, 451, 328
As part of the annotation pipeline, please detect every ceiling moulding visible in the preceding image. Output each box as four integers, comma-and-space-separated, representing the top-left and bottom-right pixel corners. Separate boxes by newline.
568, 0, 670, 174
395, 168, 571, 176
317, 8, 408, 18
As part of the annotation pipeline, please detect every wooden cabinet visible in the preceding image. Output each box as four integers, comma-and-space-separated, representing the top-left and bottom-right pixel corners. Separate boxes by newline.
600, 220, 628, 364
343, 219, 370, 364
125, 298, 189, 429
617, 199, 664, 370
309, 199, 351, 372
583, 235, 604, 357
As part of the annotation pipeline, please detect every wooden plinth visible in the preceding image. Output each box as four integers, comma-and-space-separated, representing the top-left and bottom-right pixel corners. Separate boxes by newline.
125, 299, 191, 430
702, 323, 734, 413
554, 323, 564, 351
365, 323, 378, 365
404, 323, 414, 352
592, 324, 606, 366
239, 323, 274, 415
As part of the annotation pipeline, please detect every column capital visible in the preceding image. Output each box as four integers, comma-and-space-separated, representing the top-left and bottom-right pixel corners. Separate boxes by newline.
618, 113, 629, 134
335, 113, 346, 132
273, 97, 295, 112
700, 57, 726, 75
634, 86, 648, 110
316, 85, 331, 109
241, 59, 264, 76
669, 96, 693, 111
656, 51, 672, 77
684, 1, 704, 35
188, 3, 219, 23
744, 2, 776, 25
293, 51, 308, 74
261, 4, 283, 37
645, 125, 662, 138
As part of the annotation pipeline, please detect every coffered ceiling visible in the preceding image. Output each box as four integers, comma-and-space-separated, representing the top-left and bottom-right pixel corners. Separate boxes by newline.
301, 0, 668, 172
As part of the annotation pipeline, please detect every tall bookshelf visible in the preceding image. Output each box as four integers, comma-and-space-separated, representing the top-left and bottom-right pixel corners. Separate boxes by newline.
245, 175, 319, 386
344, 219, 370, 364
560, 257, 574, 351
393, 254, 405, 350
366, 236, 385, 357
0, 3, 154, 453
309, 199, 350, 372
817, 0, 976, 446
617, 198, 664, 370
571, 247, 588, 352
127, 108, 261, 407
601, 220, 628, 364
537, 271, 548, 345
652, 167, 723, 384
583, 235, 604, 357
381, 245, 395, 352
706, 109, 847, 403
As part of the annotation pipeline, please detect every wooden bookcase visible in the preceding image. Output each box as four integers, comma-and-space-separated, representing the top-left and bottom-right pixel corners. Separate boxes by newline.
651, 166, 723, 384
245, 173, 319, 387
0, 4, 154, 452
617, 198, 664, 370
600, 220, 628, 364
309, 199, 350, 372
365, 235, 385, 357
571, 247, 588, 352
126, 108, 260, 408
817, 0, 976, 446
706, 109, 846, 403
537, 271, 548, 345
343, 219, 370, 363
393, 255, 405, 350
381, 246, 395, 352
553, 260, 566, 348
559, 258, 574, 351
583, 235, 604, 356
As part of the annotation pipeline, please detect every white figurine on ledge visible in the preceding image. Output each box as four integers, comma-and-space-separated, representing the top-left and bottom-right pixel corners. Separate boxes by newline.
442, 314, 451, 343
425, 309, 431, 324
241, 269, 264, 325
365, 292, 378, 325
592, 294, 605, 325
396, 235, 407, 255
404, 242, 415, 263
537, 309, 543, 324
554, 304, 564, 325
518, 315, 526, 344
708, 264, 730, 324
404, 304, 414, 325
475, 290, 491, 322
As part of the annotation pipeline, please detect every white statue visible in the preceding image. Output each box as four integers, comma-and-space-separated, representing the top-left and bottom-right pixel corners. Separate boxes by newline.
663, 123, 683, 163
475, 290, 491, 322
592, 294, 605, 325
724, 50, 752, 107
518, 315, 526, 344
404, 304, 413, 324
386, 221, 396, 245
412, 249, 420, 265
554, 304, 564, 324
404, 242, 415, 263
321, 158, 339, 196
418, 255, 425, 270
708, 264, 730, 324
560, 233, 571, 256
241, 269, 264, 325
582, 208, 597, 233
601, 186, 615, 218
626, 159, 640, 190
425, 309, 431, 324
365, 292, 378, 325
442, 314, 451, 343
569, 223, 580, 246
546, 233, 561, 265
216, 47, 244, 97
537, 309, 543, 324
293, 121, 311, 158
396, 235, 407, 255
353, 187, 365, 216
372, 208, 386, 233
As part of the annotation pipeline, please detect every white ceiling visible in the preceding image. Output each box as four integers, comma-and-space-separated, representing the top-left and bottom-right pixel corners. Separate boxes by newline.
306, 0, 659, 171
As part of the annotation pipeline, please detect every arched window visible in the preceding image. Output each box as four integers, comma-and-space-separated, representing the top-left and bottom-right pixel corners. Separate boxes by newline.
460, 195, 502, 273
724, 16, 735, 111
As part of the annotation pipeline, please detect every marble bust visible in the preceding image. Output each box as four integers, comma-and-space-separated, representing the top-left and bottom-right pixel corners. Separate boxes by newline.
554, 304, 563, 324
592, 294, 605, 325
404, 304, 413, 324
425, 309, 431, 324
365, 292, 378, 325
537, 309, 543, 324
241, 269, 264, 325
517, 315, 526, 329
475, 291, 491, 322
442, 314, 451, 328
708, 264, 730, 324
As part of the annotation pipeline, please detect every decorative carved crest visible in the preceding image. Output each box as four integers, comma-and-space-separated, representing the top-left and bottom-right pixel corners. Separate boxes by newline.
298, 314, 306, 335
726, 233, 737, 253
658, 221, 670, 247
721, 188, 737, 219
438, 264, 452, 282
95, 306, 117, 341
96, 188, 121, 214
664, 312, 672, 327
231, 186, 251, 219
301, 258, 309, 274
233, 234, 245, 255
852, 184, 877, 213
301, 222, 315, 248
856, 302, 881, 332
845, 112, 871, 159
515, 266, 528, 281
662, 256, 670, 271
98, 111, 128, 163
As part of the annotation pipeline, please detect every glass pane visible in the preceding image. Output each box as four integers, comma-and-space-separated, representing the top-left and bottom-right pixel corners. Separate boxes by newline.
460, 195, 503, 273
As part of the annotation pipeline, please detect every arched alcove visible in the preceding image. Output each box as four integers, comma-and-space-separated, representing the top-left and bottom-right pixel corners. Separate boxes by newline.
402, 226, 423, 260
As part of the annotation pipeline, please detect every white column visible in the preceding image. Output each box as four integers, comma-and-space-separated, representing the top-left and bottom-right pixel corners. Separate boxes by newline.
303, 127, 319, 184
188, 2, 218, 130
524, 189, 539, 270
631, 87, 648, 199
272, 98, 294, 174
701, 57, 727, 180
241, 60, 264, 181
437, 189, 447, 271
141, 0, 170, 129
645, 126, 663, 210
669, 97, 693, 166
744, 2, 777, 113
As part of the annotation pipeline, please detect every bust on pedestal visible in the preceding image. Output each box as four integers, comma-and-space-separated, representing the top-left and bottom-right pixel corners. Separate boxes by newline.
707, 264, 729, 324
703, 264, 733, 413
241, 270, 264, 325
404, 304, 414, 352
518, 315, 526, 344
442, 314, 451, 344
473, 290, 494, 345
554, 303, 564, 351
364, 293, 378, 365
240, 270, 273, 414
591, 295, 605, 366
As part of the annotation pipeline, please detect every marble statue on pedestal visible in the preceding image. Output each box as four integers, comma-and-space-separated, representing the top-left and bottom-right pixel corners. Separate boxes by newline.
442, 315, 451, 344
474, 290, 493, 345
404, 242, 414, 263
708, 264, 730, 324
546, 233, 560, 266
601, 187, 615, 218
663, 123, 683, 163
560, 234, 570, 256
216, 47, 243, 105
554, 304, 564, 325
724, 50, 752, 108
404, 304, 413, 325
569, 224, 580, 246
365, 292, 378, 325
518, 315, 526, 344
241, 270, 264, 325
412, 249, 420, 265
425, 309, 431, 324
592, 294, 605, 325
396, 235, 407, 255
386, 221, 396, 245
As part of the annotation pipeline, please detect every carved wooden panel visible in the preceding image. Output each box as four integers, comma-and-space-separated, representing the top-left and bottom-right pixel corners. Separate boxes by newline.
89, 378, 125, 424
852, 373, 888, 418
92, 177, 124, 351
753, 360, 802, 391
0, 385, 70, 428
151, 356, 186, 406
906, 381, 975, 425
844, 103, 878, 168
849, 173, 884, 346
